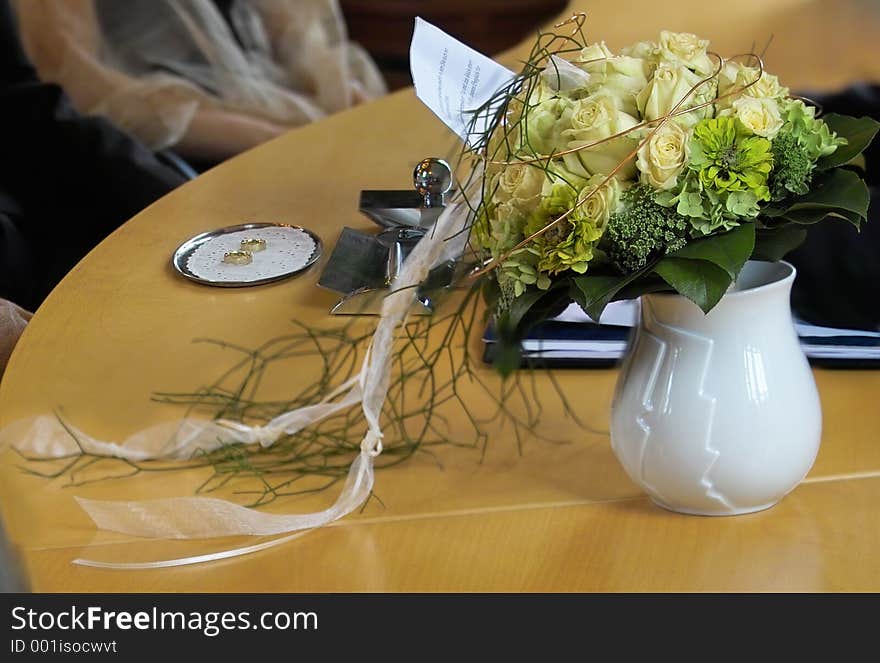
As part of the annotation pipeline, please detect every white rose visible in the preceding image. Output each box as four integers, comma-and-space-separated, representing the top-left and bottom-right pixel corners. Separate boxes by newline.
578, 42, 615, 72
621, 40, 659, 69
560, 94, 639, 180
574, 48, 649, 118
599, 56, 652, 116
575, 173, 622, 234
657, 31, 715, 76
636, 122, 690, 190
579, 43, 650, 117
637, 63, 715, 129
493, 162, 546, 212
727, 96, 784, 139
717, 62, 789, 111
521, 89, 574, 155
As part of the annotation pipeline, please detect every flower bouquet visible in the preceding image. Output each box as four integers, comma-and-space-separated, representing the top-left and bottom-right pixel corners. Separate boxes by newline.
460, 16, 878, 374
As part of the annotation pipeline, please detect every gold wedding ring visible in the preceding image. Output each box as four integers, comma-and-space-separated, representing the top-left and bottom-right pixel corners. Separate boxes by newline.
240, 237, 267, 252
223, 250, 253, 265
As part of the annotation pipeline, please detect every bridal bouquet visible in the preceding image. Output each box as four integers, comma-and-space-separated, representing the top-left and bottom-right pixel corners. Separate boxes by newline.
465, 21, 878, 372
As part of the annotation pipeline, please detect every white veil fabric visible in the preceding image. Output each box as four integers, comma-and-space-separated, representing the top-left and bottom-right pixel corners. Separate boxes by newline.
0, 299, 30, 379
12, 0, 388, 151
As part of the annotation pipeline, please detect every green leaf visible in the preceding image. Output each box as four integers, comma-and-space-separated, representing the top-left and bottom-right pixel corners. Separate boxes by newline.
570, 275, 629, 321
653, 258, 732, 313
491, 280, 572, 377
614, 274, 671, 301
505, 286, 551, 332
491, 339, 524, 378
752, 226, 808, 261
667, 223, 755, 279
781, 206, 863, 229
816, 114, 880, 171
767, 168, 870, 220
520, 284, 573, 330
570, 263, 653, 321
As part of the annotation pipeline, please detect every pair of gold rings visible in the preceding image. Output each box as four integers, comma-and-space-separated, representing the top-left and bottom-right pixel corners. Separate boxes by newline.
222, 237, 267, 265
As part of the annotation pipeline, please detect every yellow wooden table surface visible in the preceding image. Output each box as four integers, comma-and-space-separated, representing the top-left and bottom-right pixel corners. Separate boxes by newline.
1, 0, 879, 592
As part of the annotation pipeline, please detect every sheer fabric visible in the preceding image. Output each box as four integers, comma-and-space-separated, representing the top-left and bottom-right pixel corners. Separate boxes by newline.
12, 0, 387, 150
0, 299, 30, 377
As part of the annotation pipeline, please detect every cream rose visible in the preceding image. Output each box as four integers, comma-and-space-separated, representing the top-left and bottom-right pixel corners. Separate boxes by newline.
575, 173, 622, 234
637, 63, 715, 129
636, 122, 690, 190
717, 62, 789, 111
522, 89, 574, 155
657, 31, 714, 76
560, 94, 640, 180
600, 56, 651, 116
621, 40, 659, 67
578, 42, 615, 72
577, 43, 651, 117
493, 162, 546, 212
727, 96, 784, 139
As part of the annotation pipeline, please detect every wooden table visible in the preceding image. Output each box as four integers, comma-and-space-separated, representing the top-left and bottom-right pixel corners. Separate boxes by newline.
1, 0, 879, 592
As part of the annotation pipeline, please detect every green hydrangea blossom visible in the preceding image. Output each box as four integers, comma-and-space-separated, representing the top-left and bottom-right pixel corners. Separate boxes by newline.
536, 168, 586, 217
474, 199, 527, 257
655, 170, 742, 235
780, 99, 845, 161
499, 248, 549, 299
477, 204, 540, 300
494, 253, 540, 311
478, 164, 592, 296
603, 184, 689, 272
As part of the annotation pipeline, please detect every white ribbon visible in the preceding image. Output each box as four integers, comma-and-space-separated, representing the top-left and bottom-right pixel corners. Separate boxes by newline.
1, 184, 476, 569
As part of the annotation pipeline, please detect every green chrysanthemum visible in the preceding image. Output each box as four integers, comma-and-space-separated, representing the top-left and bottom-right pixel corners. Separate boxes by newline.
525, 171, 618, 277
689, 117, 773, 202
531, 214, 600, 275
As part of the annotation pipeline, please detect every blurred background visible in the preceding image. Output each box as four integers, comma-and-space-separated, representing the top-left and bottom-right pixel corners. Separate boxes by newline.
11, 0, 880, 167
339, 0, 568, 90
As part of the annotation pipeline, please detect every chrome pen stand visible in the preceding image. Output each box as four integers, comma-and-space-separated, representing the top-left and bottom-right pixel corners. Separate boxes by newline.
318, 158, 454, 315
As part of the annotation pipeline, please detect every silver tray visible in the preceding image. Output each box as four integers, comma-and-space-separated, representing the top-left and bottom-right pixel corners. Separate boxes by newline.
171, 222, 322, 287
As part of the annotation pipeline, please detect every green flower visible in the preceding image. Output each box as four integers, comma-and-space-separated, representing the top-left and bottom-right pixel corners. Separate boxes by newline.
769, 131, 814, 201
525, 169, 619, 276
500, 248, 547, 298
780, 99, 845, 161
655, 170, 744, 235
689, 117, 773, 202
603, 184, 689, 272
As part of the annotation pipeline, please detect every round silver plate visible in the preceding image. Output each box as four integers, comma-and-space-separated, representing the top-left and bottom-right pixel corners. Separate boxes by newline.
171, 222, 322, 288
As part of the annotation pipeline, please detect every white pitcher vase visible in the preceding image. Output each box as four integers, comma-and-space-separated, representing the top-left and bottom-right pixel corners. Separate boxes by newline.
610, 260, 821, 515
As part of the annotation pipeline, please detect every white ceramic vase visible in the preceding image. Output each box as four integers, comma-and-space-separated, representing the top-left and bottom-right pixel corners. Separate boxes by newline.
610, 261, 821, 515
